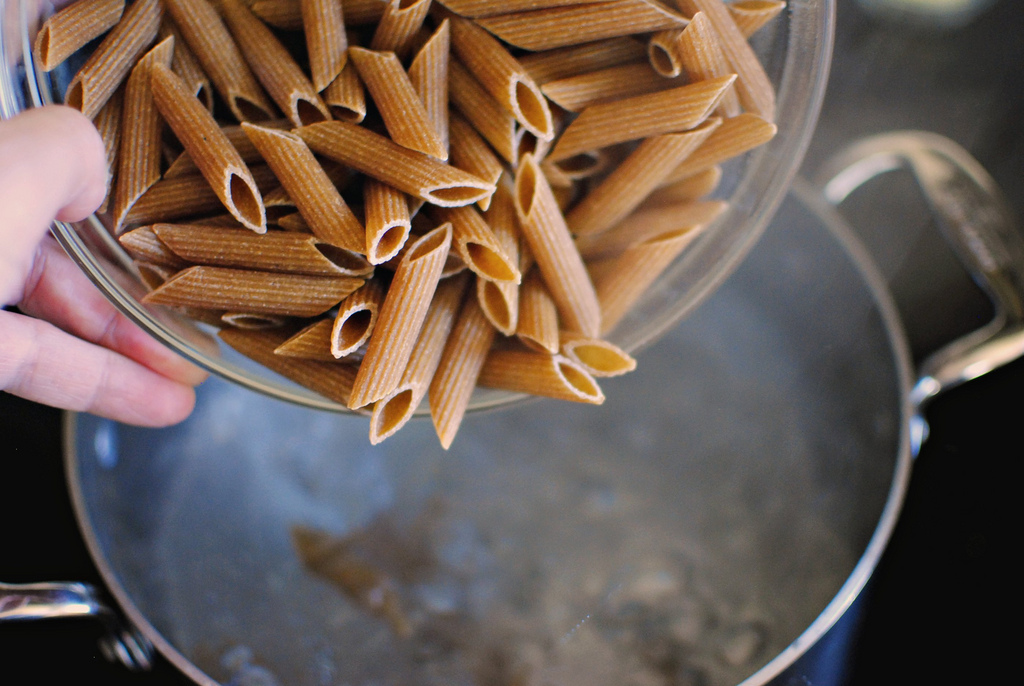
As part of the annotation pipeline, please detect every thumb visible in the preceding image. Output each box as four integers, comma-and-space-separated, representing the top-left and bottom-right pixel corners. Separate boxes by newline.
0, 105, 107, 303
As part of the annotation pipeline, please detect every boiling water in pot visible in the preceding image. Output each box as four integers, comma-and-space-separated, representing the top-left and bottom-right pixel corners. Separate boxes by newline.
75, 192, 901, 686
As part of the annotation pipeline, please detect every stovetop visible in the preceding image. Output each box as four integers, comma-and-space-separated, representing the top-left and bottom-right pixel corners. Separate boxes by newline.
2, 1, 1021, 683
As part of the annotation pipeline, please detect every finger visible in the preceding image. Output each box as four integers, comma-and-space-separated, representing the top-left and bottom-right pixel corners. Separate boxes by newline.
0, 105, 107, 303
19, 238, 210, 386
0, 309, 197, 427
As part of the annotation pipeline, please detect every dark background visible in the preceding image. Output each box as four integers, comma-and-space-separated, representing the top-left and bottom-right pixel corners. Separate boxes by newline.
2, 0, 1021, 683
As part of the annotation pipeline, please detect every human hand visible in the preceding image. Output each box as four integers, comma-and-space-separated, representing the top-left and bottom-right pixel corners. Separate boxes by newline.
1, 105, 206, 426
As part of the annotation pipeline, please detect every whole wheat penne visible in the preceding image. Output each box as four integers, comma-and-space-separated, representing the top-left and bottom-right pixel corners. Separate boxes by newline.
675, 0, 775, 120
440, 0, 612, 16
164, 119, 290, 178
301, 0, 348, 92
425, 293, 493, 448
135, 261, 176, 290
566, 118, 720, 236
674, 11, 741, 116
558, 332, 636, 377
645, 165, 722, 204
590, 227, 702, 334
474, 182, 521, 334
150, 63, 267, 232
348, 47, 447, 159
219, 0, 330, 127
220, 326, 358, 406
546, 148, 613, 182
370, 0, 431, 58
477, 349, 604, 404
297, 120, 495, 207
348, 223, 452, 408
428, 205, 520, 284
250, 0, 387, 28
329, 278, 387, 357
575, 200, 723, 259
221, 312, 291, 329
660, 112, 777, 185
145, 265, 363, 317
369, 273, 469, 444
242, 124, 365, 252
363, 179, 412, 264
540, 62, 677, 113
547, 74, 735, 162
447, 113, 503, 212
64, 0, 162, 119
448, 60, 518, 164
111, 37, 174, 231
159, 20, 214, 111
92, 86, 123, 214
34, 0, 125, 72
516, 267, 559, 353
476, 0, 688, 51
322, 62, 366, 122
408, 18, 450, 155
151, 224, 373, 276
118, 226, 191, 269
448, 15, 553, 142
518, 36, 647, 85
274, 318, 337, 360
647, 30, 684, 77
164, 0, 275, 122
728, 0, 786, 39
514, 124, 554, 166
275, 212, 313, 233
514, 154, 600, 337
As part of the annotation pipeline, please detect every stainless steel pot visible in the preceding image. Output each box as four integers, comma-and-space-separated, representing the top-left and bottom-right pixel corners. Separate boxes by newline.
3, 132, 1022, 686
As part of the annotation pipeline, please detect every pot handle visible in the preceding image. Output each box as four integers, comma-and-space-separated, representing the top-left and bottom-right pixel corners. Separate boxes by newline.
814, 131, 1024, 449
0, 580, 153, 670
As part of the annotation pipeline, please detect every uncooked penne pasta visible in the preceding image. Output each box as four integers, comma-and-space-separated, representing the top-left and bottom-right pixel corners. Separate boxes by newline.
408, 18, 450, 155
438, 0, 609, 16
123, 165, 277, 226
164, 119, 290, 178
322, 62, 366, 122
163, 0, 275, 122
250, 0, 387, 28
647, 30, 685, 77
674, 11, 741, 116
219, 0, 330, 127
118, 225, 191, 269
516, 267, 559, 353
675, 0, 775, 120
348, 47, 447, 159
590, 227, 703, 334
150, 63, 267, 232
370, 0, 431, 58
559, 333, 636, 377
728, 0, 787, 39
566, 117, 720, 236
145, 265, 363, 317
575, 199, 724, 259
301, 0, 348, 92
475, 0, 688, 51
348, 223, 452, 408
112, 37, 174, 231
660, 112, 777, 185
540, 62, 676, 113
428, 205, 520, 284
449, 15, 553, 141
242, 123, 364, 252
475, 182, 521, 335
428, 294, 495, 449
547, 74, 734, 162
330, 278, 387, 357
363, 179, 412, 264
135, 261, 176, 290
514, 154, 600, 337
220, 326, 358, 406
34, 0, 125, 71
448, 113, 503, 212
275, 318, 337, 361
518, 36, 647, 85
297, 120, 495, 207
370, 273, 469, 444
448, 60, 518, 164
150, 224, 373, 276
64, 0, 162, 119
477, 349, 604, 404
644, 165, 722, 204
221, 312, 291, 329
92, 86, 123, 214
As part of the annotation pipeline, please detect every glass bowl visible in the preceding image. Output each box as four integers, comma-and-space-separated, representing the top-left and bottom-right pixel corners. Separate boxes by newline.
0, 0, 834, 413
